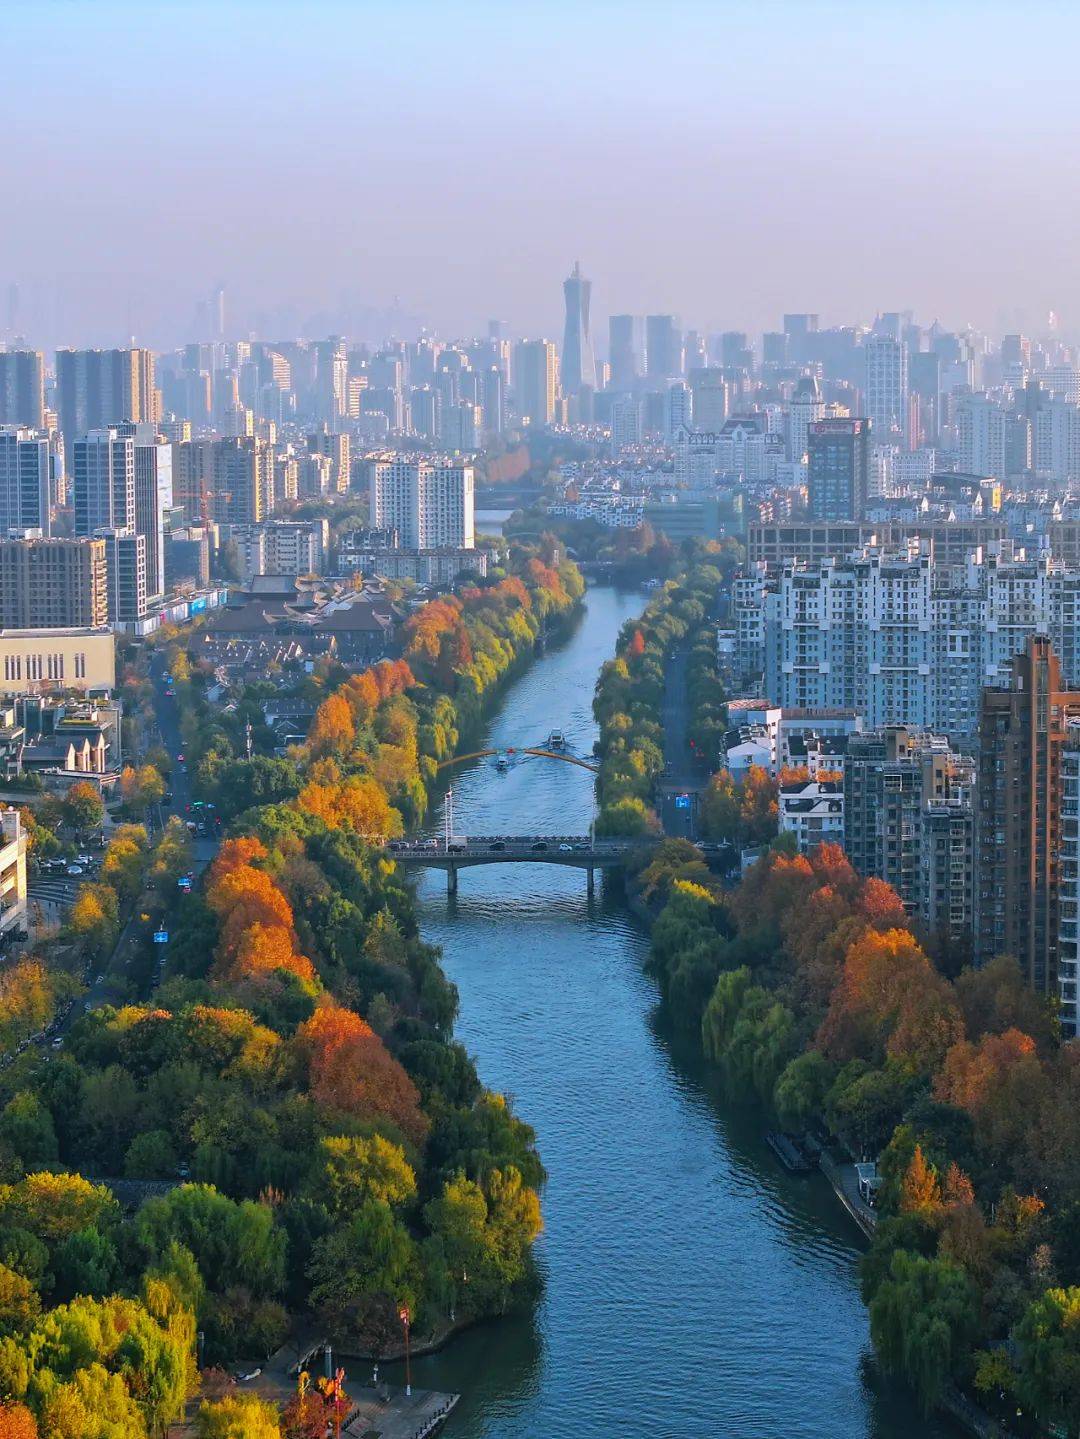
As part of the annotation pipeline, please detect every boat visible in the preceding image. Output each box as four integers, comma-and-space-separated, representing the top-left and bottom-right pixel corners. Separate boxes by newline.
765, 1131, 814, 1174
494, 754, 509, 772
546, 730, 567, 750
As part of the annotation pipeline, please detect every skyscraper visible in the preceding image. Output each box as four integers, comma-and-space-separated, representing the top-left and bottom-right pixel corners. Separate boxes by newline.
806, 417, 870, 520
0, 351, 45, 429
0, 536, 109, 629
645, 315, 681, 380
116, 422, 173, 601
864, 334, 908, 445
608, 315, 643, 388
0, 426, 50, 534
513, 340, 558, 428
561, 262, 596, 396
978, 636, 1080, 1000
56, 349, 157, 440
72, 429, 135, 536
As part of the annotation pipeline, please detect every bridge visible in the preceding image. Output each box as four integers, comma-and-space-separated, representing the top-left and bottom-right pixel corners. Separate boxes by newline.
388, 835, 636, 896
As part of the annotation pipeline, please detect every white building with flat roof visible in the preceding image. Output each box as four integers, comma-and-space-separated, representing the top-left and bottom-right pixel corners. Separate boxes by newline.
367, 455, 475, 550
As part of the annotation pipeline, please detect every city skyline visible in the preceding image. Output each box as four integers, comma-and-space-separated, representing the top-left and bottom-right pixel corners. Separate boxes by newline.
6, 1, 1080, 348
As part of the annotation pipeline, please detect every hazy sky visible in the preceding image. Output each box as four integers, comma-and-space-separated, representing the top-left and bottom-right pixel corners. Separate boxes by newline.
5, 0, 1080, 349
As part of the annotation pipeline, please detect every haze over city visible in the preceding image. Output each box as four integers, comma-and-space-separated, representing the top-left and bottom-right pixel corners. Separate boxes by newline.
5, 0, 1080, 347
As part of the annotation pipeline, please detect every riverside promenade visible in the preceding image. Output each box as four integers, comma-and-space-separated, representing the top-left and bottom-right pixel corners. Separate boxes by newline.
343, 1385, 459, 1437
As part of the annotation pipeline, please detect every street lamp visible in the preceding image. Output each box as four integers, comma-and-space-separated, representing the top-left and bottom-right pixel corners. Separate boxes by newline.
398, 1305, 411, 1398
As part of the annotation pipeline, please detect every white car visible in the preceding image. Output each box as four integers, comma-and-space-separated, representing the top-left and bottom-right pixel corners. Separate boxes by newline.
66, 864, 84, 876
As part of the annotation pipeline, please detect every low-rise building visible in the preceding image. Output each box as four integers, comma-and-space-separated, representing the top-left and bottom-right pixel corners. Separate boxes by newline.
0, 629, 115, 696
778, 777, 844, 851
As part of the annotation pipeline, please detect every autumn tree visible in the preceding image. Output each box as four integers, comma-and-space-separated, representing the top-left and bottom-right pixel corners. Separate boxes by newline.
295, 1004, 427, 1144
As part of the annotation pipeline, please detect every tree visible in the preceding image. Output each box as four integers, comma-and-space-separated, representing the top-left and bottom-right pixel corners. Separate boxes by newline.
296, 1004, 427, 1145
0, 1266, 40, 1339
307, 1201, 420, 1323
195, 1395, 281, 1439
62, 783, 104, 834
119, 764, 165, 817
124, 1130, 179, 1180
1014, 1286, 1080, 1434
308, 1135, 416, 1220
0, 1092, 58, 1168
0, 1403, 37, 1438
869, 1250, 980, 1414
899, 1145, 943, 1217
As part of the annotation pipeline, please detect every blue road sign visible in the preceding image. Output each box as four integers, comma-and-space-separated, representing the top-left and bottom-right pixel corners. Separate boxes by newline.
153, 930, 169, 944
675, 793, 691, 810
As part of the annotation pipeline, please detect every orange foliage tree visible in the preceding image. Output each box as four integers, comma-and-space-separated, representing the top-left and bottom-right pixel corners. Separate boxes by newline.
296, 1003, 428, 1145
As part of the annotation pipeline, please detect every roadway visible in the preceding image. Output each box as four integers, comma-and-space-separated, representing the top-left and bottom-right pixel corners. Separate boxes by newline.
657, 645, 708, 839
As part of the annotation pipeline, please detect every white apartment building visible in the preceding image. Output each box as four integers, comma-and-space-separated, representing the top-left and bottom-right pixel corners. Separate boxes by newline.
752, 547, 1080, 739
367, 455, 475, 550
865, 335, 908, 445
219, 519, 330, 581
778, 778, 844, 852
956, 393, 1005, 479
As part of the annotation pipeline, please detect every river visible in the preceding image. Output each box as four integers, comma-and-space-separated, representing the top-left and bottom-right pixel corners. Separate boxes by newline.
398, 583, 952, 1439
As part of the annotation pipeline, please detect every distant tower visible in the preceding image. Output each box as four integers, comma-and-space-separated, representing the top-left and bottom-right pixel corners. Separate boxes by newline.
561, 261, 596, 396
213, 285, 226, 340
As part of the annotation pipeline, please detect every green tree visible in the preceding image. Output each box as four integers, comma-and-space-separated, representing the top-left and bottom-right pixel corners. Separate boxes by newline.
308, 1135, 416, 1220
0, 1092, 58, 1167
124, 1131, 179, 1181
52, 1228, 119, 1302
306, 1201, 420, 1322
869, 1250, 980, 1413
62, 783, 105, 835
1014, 1286, 1080, 1434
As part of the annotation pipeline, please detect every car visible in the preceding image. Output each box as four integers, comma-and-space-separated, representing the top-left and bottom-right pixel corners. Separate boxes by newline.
94, 973, 104, 984
163, 790, 173, 802
179, 764, 187, 773
448, 843, 465, 853
51, 1038, 63, 1049
558, 843, 573, 852
423, 838, 439, 849
387, 841, 402, 851
66, 864, 84, 876
176, 753, 184, 761
489, 841, 506, 852
531, 841, 548, 852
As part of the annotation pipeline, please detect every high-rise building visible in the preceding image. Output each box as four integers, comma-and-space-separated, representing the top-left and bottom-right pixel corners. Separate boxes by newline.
56, 348, 157, 439
133, 432, 172, 601
0, 536, 109, 629
307, 427, 350, 493
787, 374, 824, 464
977, 637, 1080, 999
513, 340, 558, 428
1057, 726, 1080, 1036
72, 429, 135, 536
864, 334, 908, 445
608, 315, 643, 388
664, 382, 692, 439
481, 367, 504, 436
844, 726, 974, 931
645, 315, 681, 380
0, 427, 50, 535
561, 261, 596, 396
610, 394, 641, 454
806, 417, 870, 519
213, 437, 274, 526
97, 528, 148, 625
367, 455, 475, 549
688, 369, 728, 430
0, 351, 45, 429
173, 439, 214, 524
956, 393, 1005, 478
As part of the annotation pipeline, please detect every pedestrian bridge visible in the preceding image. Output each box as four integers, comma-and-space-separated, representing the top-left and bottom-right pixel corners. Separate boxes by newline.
387, 835, 638, 894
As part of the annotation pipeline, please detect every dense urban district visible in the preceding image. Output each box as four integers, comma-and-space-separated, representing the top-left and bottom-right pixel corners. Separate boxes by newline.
0, 284, 1079, 1435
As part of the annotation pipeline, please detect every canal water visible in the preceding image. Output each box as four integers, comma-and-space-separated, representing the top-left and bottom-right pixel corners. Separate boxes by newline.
403, 584, 952, 1439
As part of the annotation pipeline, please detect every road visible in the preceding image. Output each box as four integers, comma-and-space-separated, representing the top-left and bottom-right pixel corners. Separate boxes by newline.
656, 645, 708, 839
